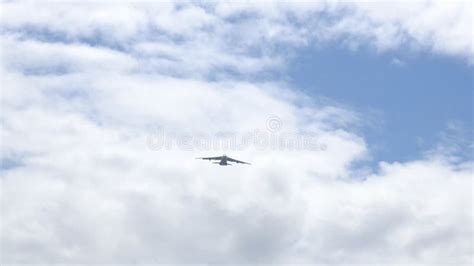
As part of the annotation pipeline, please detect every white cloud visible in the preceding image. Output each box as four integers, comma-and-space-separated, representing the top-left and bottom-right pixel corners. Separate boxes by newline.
340, 1, 473, 60
390, 57, 406, 66
212, 1, 473, 61
0, 1, 472, 264
2, 0, 472, 74
1, 35, 137, 74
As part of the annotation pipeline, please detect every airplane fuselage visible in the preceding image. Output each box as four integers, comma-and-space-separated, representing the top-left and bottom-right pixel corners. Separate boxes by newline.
215, 156, 229, 165
198, 154, 249, 166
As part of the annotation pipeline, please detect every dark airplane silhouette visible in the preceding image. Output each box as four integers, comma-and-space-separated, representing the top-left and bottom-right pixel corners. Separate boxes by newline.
196, 155, 251, 166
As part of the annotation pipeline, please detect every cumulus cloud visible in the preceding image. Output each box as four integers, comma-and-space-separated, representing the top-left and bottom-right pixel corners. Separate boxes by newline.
1, 0, 472, 74
1, 1, 472, 265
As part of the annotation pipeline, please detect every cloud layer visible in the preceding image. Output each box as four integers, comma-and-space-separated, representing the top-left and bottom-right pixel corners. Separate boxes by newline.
1, 1, 472, 264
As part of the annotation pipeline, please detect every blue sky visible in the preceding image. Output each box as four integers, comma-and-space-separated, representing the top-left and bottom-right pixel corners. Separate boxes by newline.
289, 46, 473, 164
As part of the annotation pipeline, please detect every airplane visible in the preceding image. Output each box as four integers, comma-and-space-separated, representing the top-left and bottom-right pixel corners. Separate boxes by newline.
196, 155, 251, 166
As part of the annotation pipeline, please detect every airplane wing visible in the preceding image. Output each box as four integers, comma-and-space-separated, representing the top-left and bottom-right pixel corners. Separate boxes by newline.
226, 157, 251, 165
197, 156, 223, 161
